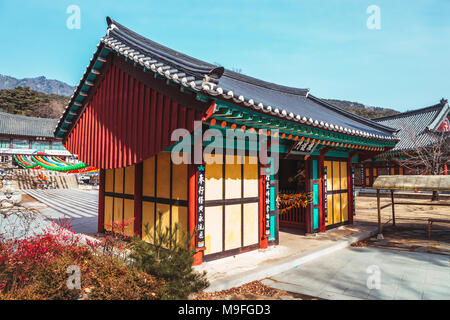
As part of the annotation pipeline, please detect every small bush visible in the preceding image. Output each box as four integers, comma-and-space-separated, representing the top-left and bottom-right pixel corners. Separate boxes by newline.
130, 218, 209, 299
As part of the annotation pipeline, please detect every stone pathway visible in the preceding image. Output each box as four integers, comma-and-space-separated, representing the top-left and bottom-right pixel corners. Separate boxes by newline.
196, 223, 378, 292
263, 246, 450, 300
22, 189, 98, 234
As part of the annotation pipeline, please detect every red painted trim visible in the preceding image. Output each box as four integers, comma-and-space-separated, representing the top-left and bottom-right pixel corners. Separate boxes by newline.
202, 100, 217, 122
98, 169, 105, 233
134, 162, 143, 237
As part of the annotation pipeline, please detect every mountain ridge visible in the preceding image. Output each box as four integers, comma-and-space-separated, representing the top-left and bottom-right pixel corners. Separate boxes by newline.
0, 74, 400, 119
0, 74, 75, 96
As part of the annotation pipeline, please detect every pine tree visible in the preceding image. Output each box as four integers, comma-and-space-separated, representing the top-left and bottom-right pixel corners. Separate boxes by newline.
130, 211, 208, 299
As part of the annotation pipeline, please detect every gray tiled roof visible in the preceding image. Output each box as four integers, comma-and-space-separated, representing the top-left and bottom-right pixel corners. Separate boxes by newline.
0, 111, 58, 138
57, 17, 397, 141
374, 100, 449, 151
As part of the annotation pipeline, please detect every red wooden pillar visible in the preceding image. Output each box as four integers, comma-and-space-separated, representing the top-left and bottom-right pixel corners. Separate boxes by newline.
134, 162, 143, 237
98, 169, 105, 233
304, 159, 311, 233
189, 164, 203, 265
259, 170, 268, 249
318, 153, 325, 233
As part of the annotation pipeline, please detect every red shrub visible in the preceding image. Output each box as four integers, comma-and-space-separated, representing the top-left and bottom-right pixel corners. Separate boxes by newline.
0, 218, 82, 292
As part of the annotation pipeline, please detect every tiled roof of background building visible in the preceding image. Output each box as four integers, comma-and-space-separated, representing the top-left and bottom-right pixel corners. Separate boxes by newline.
0, 111, 58, 138
374, 99, 449, 151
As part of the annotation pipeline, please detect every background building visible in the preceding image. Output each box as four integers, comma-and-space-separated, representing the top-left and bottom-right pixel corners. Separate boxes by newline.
0, 111, 72, 164
356, 99, 449, 187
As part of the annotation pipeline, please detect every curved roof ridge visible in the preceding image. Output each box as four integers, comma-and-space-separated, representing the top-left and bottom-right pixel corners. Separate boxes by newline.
374, 100, 446, 122
222, 70, 309, 96
307, 95, 398, 133
107, 17, 218, 76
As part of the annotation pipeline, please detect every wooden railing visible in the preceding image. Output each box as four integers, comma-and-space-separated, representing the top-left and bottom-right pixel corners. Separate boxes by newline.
278, 190, 308, 229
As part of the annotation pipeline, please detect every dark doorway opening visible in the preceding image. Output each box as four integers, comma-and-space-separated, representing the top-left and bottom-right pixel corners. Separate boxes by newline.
278, 158, 309, 232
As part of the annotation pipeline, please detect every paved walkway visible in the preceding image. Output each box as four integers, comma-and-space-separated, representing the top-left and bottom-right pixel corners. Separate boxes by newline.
262, 246, 450, 300
22, 189, 98, 234
196, 223, 379, 292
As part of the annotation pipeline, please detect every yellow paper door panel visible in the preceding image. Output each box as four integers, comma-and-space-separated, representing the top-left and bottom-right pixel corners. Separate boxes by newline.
373, 168, 377, 178
324, 161, 332, 191
390, 168, 395, 175
326, 194, 333, 226
243, 203, 259, 246
399, 168, 404, 175
123, 199, 134, 237
105, 169, 114, 193
143, 156, 155, 197
341, 193, 349, 222
243, 159, 258, 198
104, 196, 113, 231
332, 161, 341, 191
205, 206, 223, 255
114, 168, 124, 193
172, 163, 187, 201
171, 205, 188, 243
225, 204, 242, 251
155, 203, 170, 233
205, 162, 223, 201
124, 165, 135, 195
333, 193, 341, 224
142, 201, 155, 242
156, 152, 171, 199
113, 197, 124, 227
340, 161, 348, 190
225, 155, 242, 199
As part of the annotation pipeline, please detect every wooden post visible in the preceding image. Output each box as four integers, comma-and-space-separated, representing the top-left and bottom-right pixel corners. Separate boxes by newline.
189, 164, 203, 266
133, 162, 143, 237
390, 189, 396, 227
377, 189, 383, 239
97, 169, 105, 233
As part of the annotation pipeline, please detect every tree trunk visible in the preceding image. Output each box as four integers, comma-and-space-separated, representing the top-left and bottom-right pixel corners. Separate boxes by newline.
432, 190, 439, 201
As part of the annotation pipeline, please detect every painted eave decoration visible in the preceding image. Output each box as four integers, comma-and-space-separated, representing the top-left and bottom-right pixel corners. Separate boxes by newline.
55, 17, 399, 151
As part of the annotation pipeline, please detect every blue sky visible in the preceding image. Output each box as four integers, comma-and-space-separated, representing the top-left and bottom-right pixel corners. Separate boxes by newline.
0, 0, 449, 112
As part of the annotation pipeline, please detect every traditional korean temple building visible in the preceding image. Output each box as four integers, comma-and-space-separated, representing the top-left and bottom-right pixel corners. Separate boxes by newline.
356, 99, 449, 187
0, 111, 71, 163
54, 17, 398, 264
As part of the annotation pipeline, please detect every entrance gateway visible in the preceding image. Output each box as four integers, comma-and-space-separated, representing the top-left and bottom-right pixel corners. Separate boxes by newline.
54, 17, 398, 264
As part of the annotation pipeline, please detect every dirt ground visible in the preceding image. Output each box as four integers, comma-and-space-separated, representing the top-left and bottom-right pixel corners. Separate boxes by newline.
354, 196, 450, 255
193, 281, 320, 300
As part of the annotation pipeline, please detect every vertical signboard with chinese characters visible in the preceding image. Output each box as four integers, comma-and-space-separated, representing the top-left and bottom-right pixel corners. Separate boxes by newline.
352, 168, 356, 216
361, 167, 365, 186
264, 174, 271, 237
323, 167, 328, 223
196, 164, 205, 248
